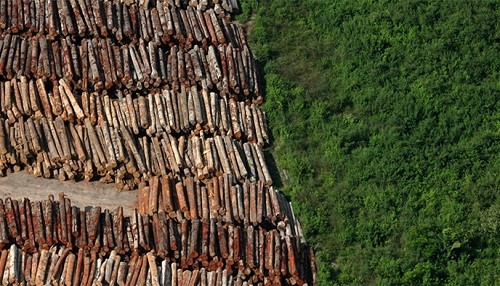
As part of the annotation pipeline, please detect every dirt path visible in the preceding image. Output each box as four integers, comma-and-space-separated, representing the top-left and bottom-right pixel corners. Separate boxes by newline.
0, 172, 138, 215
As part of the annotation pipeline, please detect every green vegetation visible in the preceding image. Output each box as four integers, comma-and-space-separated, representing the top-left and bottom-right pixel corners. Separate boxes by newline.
238, 0, 499, 284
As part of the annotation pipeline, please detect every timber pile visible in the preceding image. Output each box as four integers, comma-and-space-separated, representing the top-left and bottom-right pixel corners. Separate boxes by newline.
0, 35, 260, 96
0, 79, 268, 139
137, 176, 291, 224
0, 0, 317, 284
0, 117, 271, 190
0, 195, 314, 285
0, 0, 240, 39
0, 245, 312, 286
0, 2, 266, 189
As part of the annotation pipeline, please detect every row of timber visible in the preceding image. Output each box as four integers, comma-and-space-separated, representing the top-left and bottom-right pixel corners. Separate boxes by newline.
0, 120, 272, 189
0, 35, 260, 97
0, 78, 267, 139
0, 0, 317, 284
0, 195, 315, 285
136, 176, 288, 224
0, 0, 240, 39
0, 245, 312, 286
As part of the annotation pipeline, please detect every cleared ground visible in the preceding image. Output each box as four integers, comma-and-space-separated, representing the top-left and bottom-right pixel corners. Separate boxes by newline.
0, 172, 138, 215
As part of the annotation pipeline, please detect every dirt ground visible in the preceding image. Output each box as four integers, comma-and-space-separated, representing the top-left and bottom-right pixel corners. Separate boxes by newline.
0, 172, 138, 215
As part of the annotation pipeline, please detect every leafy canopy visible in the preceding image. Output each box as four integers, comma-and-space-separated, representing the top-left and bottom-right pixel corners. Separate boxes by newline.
240, 0, 499, 284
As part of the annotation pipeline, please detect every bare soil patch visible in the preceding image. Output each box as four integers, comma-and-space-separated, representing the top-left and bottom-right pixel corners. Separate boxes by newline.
0, 172, 138, 215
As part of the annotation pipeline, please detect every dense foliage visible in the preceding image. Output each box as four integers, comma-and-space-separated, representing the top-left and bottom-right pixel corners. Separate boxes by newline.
237, 0, 499, 285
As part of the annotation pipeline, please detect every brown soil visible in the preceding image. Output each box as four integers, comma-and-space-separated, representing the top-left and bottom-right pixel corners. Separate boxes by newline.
0, 171, 138, 215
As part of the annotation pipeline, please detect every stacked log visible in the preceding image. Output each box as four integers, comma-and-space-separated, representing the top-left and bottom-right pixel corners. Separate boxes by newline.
0, 9, 266, 190
0, 33, 259, 97
0, 0, 318, 285
0, 0, 259, 98
0, 78, 268, 143
0, 194, 304, 253
0, 246, 311, 286
138, 176, 287, 225
0, 0, 265, 188
0, 115, 271, 189
0, 1, 240, 40
0, 195, 314, 285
